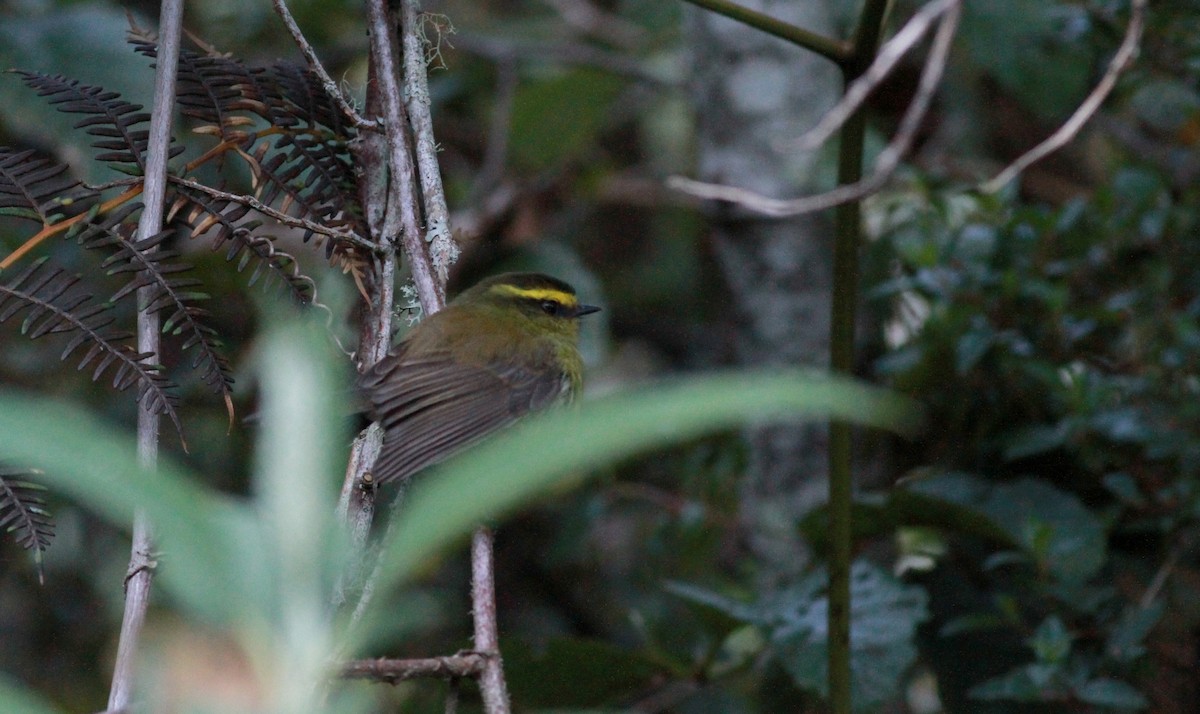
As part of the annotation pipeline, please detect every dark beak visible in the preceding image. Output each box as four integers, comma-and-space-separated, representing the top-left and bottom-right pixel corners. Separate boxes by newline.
575, 304, 602, 317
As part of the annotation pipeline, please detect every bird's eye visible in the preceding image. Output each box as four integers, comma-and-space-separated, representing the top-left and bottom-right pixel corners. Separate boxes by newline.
540, 300, 560, 316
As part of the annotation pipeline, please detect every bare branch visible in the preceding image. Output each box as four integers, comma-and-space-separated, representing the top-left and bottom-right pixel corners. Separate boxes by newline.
366, 0, 444, 314
270, 0, 378, 130
341, 654, 485, 683
333, 73, 395, 616
785, 0, 959, 152
169, 176, 379, 253
108, 0, 184, 708
402, 0, 460, 285
981, 0, 1147, 193
667, 0, 962, 217
472, 527, 512, 714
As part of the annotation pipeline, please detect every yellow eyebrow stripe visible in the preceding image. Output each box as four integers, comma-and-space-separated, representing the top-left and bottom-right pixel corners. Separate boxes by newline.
491, 285, 579, 306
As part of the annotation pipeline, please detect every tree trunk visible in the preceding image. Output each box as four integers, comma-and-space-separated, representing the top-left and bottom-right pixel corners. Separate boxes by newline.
687, 1, 841, 577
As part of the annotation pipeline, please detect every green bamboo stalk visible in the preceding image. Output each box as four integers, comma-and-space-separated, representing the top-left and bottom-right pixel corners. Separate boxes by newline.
829, 1, 891, 712
677, 0, 851, 63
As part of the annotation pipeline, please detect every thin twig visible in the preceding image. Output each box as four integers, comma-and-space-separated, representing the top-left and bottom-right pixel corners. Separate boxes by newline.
667, 0, 962, 217
1140, 545, 1181, 609
981, 0, 1146, 193
107, 0, 184, 708
402, 0, 460, 285
472, 527, 512, 714
270, 0, 378, 130
349, 477, 413, 624
169, 176, 380, 254
332, 69, 395, 614
341, 654, 485, 683
331, 424, 383, 611
785, 0, 958, 152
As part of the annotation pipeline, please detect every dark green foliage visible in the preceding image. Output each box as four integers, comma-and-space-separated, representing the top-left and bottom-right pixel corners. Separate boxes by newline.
0, 148, 98, 224
70, 203, 233, 401
12, 71, 184, 175
130, 34, 363, 244
0, 257, 182, 434
669, 561, 929, 711
0, 466, 54, 580
866, 166, 1200, 709
0, 32, 362, 573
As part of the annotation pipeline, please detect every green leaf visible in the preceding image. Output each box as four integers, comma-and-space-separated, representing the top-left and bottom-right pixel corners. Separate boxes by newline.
672, 562, 928, 711
984, 479, 1106, 583
970, 663, 1059, 702
955, 323, 995, 373
353, 370, 917, 644
960, 0, 1094, 118
1075, 678, 1149, 709
0, 206, 44, 222
1003, 422, 1071, 460
0, 675, 65, 714
0, 389, 251, 620
769, 562, 929, 710
915, 474, 1106, 583
1029, 615, 1072, 664
508, 68, 626, 171
1106, 603, 1163, 663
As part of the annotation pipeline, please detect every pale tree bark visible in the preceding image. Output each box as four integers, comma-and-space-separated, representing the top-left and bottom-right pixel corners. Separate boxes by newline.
686, 1, 841, 577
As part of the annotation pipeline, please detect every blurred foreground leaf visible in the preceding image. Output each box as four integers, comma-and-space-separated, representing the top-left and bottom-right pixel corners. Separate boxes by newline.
358, 370, 918, 642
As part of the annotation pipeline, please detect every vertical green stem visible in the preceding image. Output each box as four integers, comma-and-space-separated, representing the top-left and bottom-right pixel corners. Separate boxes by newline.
829, 1, 889, 712
828, 112, 865, 714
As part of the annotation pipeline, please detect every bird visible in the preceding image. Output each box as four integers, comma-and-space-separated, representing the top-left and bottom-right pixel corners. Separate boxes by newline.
359, 272, 601, 485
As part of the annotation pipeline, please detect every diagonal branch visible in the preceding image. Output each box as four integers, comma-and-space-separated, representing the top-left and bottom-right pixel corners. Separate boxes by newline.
981, 0, 1147, 193
270, 0, 378, 130
668, 0, 962, 217
677, 0, 850, 62
169, 175, 380, 254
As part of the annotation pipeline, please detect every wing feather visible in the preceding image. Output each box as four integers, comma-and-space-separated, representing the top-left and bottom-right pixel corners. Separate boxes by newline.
362, 350, 569, 484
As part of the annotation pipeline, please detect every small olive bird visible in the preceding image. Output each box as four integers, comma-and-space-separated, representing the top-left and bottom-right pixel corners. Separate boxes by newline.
360, 272, 601, 485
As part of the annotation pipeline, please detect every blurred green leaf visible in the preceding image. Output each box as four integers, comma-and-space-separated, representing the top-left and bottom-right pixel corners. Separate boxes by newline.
970, 663, 1057, 702
0, 5, 156, 184
508, 68, 626, 171
0, 676, 64, 714
360, 370, 917, 637
1106, 603, 1163, 663
1003, 422, 1071, 460
1029, 615, 1072, 664
0, 390, 251, 620
1131, 80, 1200, 133
909, 474, 1106, 583
1076, 678, 1149, 709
